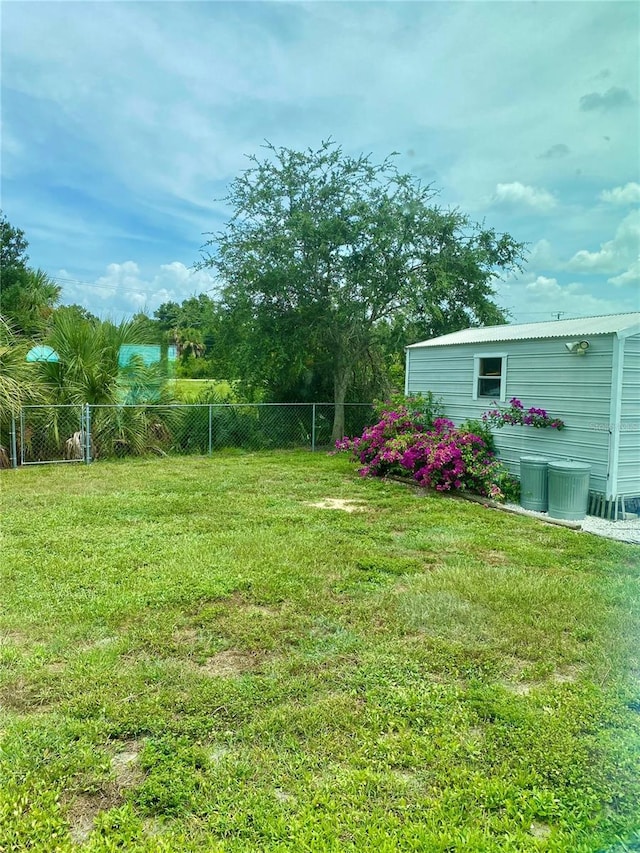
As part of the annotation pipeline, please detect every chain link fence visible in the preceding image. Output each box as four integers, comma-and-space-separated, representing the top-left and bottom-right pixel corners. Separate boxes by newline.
5, 403, 374, 466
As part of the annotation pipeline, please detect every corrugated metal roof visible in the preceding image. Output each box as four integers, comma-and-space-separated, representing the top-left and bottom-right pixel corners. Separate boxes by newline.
407, 312, 640, 348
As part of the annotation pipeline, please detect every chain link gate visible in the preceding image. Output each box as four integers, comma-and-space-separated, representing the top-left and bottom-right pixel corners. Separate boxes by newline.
19, 404, 87, 465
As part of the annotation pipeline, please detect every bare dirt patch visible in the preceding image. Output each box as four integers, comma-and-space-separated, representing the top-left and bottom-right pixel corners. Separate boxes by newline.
0, 629, 32, 648
530, 821, 552, 839
112, 740, 145, 788
206, 744, 231, 762
243, 603, 279, 617
220, 593, 280, 617
183, 592, 281, 627
308, 498, 369, 513
484, 550, 510, 565
551, 665, 582, 684
390, 769, 420, 787
273, 787, 294, 803
143, 817, 171, 837
173, 626, 201, 645
83, 636, 118, 651
502, 680, 536, 696
65, 740, 145, 844
196, 649, 262, 677
502, 664, 583, 696
66, 789, 121, 845
506, 655, 538, 672
0, 680, 53, 715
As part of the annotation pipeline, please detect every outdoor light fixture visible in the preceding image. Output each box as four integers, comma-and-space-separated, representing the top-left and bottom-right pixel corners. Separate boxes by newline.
565, 340, 590, 354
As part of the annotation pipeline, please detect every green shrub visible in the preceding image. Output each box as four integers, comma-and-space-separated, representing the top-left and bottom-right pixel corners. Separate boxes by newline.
373, 392, 445, 431
459, 418, 497, 454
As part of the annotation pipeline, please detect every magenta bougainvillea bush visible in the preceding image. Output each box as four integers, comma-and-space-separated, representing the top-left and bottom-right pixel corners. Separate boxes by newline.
482, 398, 565, 430
336, 402, 518, 501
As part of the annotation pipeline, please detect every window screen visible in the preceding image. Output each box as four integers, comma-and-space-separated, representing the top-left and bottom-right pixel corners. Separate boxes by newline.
477, 357, 503, 398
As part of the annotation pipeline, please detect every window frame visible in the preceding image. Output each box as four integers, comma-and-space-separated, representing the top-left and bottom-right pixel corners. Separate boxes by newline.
472, 352, 508, 402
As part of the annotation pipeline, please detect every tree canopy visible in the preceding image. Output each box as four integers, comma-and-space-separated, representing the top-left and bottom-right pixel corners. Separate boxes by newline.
198, 141, 526, 441
0, 211, 61, 337
0, 214, 29, 270
152, 293, 236, 378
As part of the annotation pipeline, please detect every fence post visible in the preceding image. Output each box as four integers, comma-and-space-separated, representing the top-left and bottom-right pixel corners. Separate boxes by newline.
10, 414, 18, 468
85, 404, 92, 464
20, 409, 25, 465
208, 405, 213, 456
311, 404, 316, 452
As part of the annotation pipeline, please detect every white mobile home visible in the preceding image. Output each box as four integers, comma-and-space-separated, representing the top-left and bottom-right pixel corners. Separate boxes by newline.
405, 313, 640, 511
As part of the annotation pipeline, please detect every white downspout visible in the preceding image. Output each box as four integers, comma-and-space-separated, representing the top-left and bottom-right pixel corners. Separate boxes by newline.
404, 347, 410, 396
606, 333, 625, 500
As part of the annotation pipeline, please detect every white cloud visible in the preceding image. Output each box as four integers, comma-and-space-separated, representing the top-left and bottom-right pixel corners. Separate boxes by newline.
568, 248, 617, 274
527, 239, 556, 268
599, 182, 640, 205
491, 182, 557, 212
525, 275, 560, 294
496, 271, 638, 323
57, 261, 218, 318
608, 260, 640, 289
567, 210, 640, 274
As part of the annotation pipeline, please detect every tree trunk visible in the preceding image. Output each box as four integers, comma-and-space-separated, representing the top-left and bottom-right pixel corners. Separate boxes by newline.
331, 368, 350, 445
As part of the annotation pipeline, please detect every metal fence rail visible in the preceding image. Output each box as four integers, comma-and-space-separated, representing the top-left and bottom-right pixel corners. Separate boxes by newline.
6, 403, 374, 466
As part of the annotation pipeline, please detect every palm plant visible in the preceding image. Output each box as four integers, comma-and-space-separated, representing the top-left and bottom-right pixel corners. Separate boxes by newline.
1, 267, 61, 338
0, 318, 46, 465
0, 318, 45, 414
173, 327, 206, 360
32, 313, 178, 458
36, 313, 136, 405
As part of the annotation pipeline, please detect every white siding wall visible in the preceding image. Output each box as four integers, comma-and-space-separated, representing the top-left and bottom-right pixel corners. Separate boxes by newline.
618, 333, 640, 496
406, 335, 614, 493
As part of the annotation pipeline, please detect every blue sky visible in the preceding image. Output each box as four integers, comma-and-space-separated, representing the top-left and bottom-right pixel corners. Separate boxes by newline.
2, 1, 639, 325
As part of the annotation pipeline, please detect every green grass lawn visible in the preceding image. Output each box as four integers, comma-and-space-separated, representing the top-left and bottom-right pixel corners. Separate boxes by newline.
170, 379, 234, 402
1, 452, 639, 852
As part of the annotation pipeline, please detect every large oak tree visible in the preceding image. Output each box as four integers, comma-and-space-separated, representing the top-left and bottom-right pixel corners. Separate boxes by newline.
199, 141, 525, 441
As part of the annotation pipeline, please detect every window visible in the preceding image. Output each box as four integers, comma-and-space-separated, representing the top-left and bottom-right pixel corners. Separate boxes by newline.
473, 353, 507, 401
